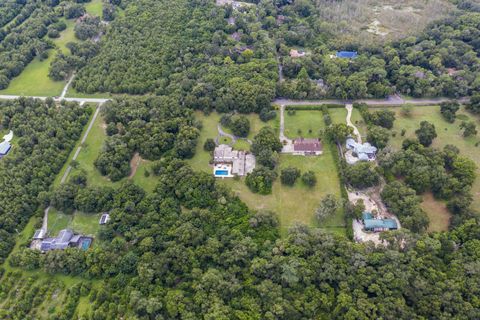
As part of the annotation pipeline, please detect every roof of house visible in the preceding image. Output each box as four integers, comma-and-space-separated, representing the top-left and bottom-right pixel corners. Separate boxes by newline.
336, 51, 358, 59
346, 138, 377, 155
362, 212, 373, 220
293, 138, 322, 152
0, 141, 11, 155
364, 219, 398, 230
40, 229, 75, 251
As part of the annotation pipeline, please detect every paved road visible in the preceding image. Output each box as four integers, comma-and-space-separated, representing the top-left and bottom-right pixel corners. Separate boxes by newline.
0, 95, 109, 104
274, 96, 470, 106
0, 94, 470, 107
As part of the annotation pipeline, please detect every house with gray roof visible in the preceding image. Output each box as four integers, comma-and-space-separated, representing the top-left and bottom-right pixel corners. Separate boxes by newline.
346, 137, 377, 161
40, 229, 93, 252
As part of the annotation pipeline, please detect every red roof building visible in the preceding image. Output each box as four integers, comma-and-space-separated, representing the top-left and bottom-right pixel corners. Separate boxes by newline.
293, 138, 322, 155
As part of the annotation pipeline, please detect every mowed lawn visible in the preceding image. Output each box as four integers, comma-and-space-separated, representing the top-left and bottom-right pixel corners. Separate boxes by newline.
48, 208, 101, 237
374, 105, 480, 230
220, 148, 344, 235
284, 110, 326, 139
189, 110, 345, 235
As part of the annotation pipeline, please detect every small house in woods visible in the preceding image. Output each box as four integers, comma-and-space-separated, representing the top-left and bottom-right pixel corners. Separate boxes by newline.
213, 144, 256, 177
362, 212, 398, 232
335, 51, 358, 59
40, 229, 93, 252
293, 138, 322, 156
99, 213, 110, 225
346, 138, 377, 161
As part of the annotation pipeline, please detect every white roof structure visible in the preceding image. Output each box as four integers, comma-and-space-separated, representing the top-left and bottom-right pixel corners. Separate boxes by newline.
0, 141, 11, 155
2, 130, 13, 142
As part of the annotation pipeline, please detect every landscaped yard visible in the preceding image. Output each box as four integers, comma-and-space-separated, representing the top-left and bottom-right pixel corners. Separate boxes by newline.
48, 208, 101, 237
373, 105, 480, 228
284, 110, 326, 139
220, 148, 345, 235
189, 110, 345, 235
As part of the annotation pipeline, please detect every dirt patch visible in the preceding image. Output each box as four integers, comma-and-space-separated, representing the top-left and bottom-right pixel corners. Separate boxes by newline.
129, 153, 141, 179
421, 192, 451, 232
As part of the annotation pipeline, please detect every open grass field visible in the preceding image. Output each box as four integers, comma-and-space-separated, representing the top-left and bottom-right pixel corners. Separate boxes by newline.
329, 108, 347, 124
0, 0, 103, 97
85, 0, 103, 16
373, 105, 480, 228
421, 192, 450, 232
284, 111, 326, 139
189, 110, 345, 235
56, 108, 158, 191
220, 149, 345, 235
0, 19, 76, 97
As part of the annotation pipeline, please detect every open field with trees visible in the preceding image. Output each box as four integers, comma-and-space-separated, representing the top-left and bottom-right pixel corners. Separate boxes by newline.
0, 0, 104, 97
189, 110, 344, 234
375, 105, 480, 211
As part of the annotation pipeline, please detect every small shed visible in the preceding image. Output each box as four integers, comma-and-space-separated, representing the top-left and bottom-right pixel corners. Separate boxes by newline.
99, 213, 110, 225
336, 51, 358, 59
0, 141, 11, 156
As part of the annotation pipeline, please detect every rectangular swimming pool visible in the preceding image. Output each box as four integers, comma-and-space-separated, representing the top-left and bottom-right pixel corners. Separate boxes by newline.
215, 170, 229, 176
80, 238, 92, 250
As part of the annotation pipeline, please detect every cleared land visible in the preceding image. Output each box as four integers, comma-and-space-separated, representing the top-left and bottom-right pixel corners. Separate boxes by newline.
284, 111, 326, 139
0, 19, 75, 96
48, 208, 100, 237
189, 111, 345, 235
0, 1, 103, 97
421, 193, 450, 232
55, 110, 158, 191
312, 0, 454, 43
374, 105, 480, 228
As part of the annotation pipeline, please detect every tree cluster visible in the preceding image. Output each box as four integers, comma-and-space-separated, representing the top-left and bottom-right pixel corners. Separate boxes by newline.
94, 97, 199, 181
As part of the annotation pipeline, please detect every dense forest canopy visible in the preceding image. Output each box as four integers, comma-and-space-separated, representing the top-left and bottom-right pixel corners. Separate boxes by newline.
7, 156, 480, 319
0, 98, 90, 264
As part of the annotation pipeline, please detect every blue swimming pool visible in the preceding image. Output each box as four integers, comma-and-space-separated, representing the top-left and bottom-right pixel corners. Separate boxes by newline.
215, 170, 229, 176
80, 238, 92, 250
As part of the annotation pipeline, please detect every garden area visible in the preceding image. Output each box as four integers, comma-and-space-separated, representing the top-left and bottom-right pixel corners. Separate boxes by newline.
189, 109, 346, 235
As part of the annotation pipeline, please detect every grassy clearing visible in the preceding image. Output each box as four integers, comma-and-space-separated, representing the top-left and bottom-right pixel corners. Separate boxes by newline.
284, 111, 326, 139
329, 108, 347, 124
421, 192, 451, 232
57, 109, 158, 190
85, 0, 103, 16
48, 208, 72, 236
0, 19, 77, 97
377, 105, 480, 220
233, 139, 251, 151
1, 0, 103, 97
220, 149, 344, 235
